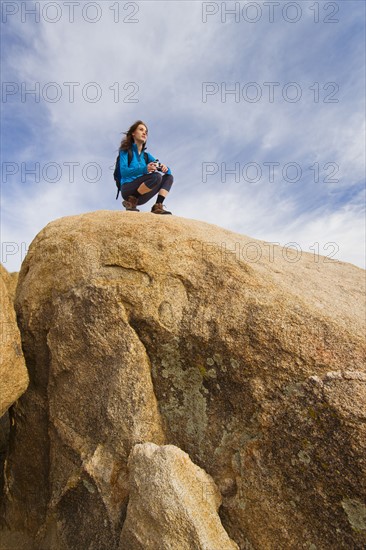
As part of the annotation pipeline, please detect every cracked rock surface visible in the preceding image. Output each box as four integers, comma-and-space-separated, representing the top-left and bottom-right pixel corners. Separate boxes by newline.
119, 442, 239, 549
0, 265, 28, 417
2, 211, 366, 549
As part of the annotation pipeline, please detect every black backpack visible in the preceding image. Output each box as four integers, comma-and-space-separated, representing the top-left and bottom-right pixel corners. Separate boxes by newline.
114, 148, 149, 199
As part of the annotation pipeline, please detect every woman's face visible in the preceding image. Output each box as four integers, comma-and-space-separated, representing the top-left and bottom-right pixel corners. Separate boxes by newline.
132, 124, 148, 143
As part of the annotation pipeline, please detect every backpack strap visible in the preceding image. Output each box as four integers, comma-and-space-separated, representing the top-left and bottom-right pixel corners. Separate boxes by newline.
115, 149, 150, 200
114, 153, 121, 199
128, 148, 149, 166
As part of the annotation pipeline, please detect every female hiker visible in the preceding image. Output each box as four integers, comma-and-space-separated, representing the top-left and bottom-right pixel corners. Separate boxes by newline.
117, 120, 174, 215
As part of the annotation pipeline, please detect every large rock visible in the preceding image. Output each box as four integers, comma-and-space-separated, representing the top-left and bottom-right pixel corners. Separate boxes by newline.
0, 268, 18, 301
0, 265, 28, 417
120, 443, 239, 549
3, 211, 366, 549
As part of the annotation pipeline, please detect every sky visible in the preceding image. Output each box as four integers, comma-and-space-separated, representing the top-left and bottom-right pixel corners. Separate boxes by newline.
1, 0, 365, 272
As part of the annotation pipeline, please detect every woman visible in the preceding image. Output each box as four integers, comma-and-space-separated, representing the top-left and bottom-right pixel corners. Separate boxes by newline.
118, 120, 174, 214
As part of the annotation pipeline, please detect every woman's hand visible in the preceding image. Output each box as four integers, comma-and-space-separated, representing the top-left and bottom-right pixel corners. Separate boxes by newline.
160, 164, 168, 173
147, 162, 157, 173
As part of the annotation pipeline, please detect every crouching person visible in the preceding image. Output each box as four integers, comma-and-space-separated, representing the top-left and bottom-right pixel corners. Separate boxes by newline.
117, 120, 174, 215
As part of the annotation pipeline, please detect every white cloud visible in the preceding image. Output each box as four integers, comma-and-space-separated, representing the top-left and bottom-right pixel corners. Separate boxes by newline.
1, 0, 365, 271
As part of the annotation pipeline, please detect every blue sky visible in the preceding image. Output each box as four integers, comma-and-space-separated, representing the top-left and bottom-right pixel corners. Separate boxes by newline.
1, 0, 365, 271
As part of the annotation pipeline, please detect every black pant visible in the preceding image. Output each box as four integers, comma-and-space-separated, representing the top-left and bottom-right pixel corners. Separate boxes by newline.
121, 172, 174, 205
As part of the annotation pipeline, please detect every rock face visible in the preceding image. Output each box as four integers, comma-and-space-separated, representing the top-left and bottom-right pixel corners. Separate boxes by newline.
3, 211, 366, 549
120, 443, 239, 549
0, 265, 28, 417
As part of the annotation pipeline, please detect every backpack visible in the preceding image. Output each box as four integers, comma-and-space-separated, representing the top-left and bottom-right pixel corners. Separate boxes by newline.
114, 148, 149, 199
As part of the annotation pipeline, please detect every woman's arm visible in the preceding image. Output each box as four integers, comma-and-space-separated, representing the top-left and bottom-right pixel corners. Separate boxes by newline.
146, 152, 172, 175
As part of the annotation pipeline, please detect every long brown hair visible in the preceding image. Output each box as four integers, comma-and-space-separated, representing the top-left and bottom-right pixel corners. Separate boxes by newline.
119, 120, 148, 151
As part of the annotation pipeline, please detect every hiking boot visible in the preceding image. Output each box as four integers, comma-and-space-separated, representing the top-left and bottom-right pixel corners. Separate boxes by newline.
151, 203, 172, 215
122, 195, 140, 211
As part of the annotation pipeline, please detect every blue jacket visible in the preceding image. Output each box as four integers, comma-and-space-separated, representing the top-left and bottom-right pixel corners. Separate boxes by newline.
119, 143, 171, 184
